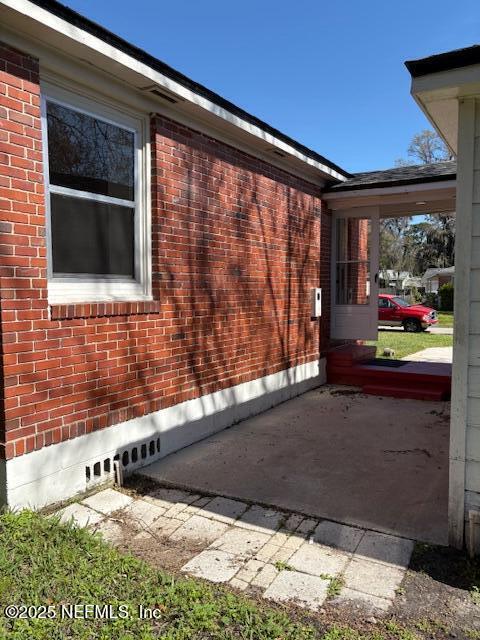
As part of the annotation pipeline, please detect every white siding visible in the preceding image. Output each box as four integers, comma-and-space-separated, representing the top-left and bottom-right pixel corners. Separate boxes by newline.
464, 101, 480, 524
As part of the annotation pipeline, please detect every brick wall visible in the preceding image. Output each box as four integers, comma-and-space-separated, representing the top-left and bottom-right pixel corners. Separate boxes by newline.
0, 43, 330, 461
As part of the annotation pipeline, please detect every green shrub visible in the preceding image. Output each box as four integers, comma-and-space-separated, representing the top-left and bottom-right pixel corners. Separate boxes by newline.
439, 282, 454, 311
424, 292, 439, 309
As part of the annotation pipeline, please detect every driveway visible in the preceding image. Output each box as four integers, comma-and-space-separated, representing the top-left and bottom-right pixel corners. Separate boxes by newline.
140, 386, 449, 545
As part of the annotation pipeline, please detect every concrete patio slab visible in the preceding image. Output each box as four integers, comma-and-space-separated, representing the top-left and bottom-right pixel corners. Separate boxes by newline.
140, 386, 449, 544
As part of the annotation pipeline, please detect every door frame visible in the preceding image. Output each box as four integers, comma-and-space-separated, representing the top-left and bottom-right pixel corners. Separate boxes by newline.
330, 206, 380, 341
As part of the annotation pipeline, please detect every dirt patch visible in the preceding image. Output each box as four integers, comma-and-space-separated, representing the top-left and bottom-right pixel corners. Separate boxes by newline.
119, 532, 203, 574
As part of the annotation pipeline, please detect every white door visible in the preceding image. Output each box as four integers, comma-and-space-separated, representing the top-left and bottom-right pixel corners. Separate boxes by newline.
331, 208, 379, 341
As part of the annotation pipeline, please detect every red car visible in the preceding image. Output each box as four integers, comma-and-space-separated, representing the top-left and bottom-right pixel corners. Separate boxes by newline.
378, 294, 438, 332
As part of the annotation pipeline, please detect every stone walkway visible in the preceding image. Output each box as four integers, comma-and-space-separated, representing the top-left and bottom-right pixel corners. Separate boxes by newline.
55, 487, 414, 614
402, 346, 453, 363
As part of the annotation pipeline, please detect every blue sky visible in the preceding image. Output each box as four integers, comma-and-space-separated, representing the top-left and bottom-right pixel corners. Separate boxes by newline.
64, 0, 479, 173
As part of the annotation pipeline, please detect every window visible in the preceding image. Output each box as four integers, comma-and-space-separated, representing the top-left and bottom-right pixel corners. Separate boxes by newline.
42, 85, 150, 303
335, 217, 371, 305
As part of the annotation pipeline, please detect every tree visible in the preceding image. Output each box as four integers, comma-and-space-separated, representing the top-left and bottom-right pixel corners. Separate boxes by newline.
381, 130, 456, 278
395, 129, 451, 166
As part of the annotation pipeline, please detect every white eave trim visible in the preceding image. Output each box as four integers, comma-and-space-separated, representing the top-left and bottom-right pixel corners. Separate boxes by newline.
323, 178, 457, 201
0, 0, 348, 183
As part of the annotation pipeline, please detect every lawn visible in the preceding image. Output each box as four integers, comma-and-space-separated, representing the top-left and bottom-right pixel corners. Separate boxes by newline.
437, 311, 454, 328
0, 510, 478, 639
0, 510, 316, 640
367, 330, 453, 360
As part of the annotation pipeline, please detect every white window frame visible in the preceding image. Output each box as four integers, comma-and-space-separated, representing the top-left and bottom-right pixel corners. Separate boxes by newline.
41, 82, 151, 304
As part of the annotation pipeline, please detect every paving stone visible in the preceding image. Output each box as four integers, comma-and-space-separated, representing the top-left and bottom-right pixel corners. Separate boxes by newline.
235, 559, 265, 583
182, 549, 241, 583
210, 527, 271, 558
344, 558, 405, 600
255, 542, 281, 562
283, 514, 304, 531
202, 497, 248, 524
284, 535, 305, 551
135, 516, 183, 540
334, 587, 392, 613
289, 542, 349, 577
123, 499, 165, 529
236, 506, 284, 533
295, 518, 319, 536
176, 511, 192, 522
56, 503, 103, 528
192, 496, 212, 508
82, 488, 133, 515
163, 502, 189, 519
229, 577, 249, 591
270, 546, 295, 564
251, 563, 279, 589
354, 531, 414, 569
147, 488, 199, 509
92, 518, 124, 544
264, 570, 329, 611
313, 520, 364, 553
270, 531, 291, 547
171, 515, 229, 544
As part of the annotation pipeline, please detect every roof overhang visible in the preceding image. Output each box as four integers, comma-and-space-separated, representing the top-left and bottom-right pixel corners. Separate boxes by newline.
406, 48, 480, 155
323, 178, 456, 217
0, 0, 349, 185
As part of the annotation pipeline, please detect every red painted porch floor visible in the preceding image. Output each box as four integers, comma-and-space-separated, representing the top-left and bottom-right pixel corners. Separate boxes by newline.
326, 344, 452, 401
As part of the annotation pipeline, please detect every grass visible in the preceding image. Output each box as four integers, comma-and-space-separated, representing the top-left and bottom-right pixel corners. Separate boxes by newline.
273, 560, 293, 572
1, 511, 477, 640
0, 510, 317, 640
437, 311, 454, 328
367, 331, 453, 360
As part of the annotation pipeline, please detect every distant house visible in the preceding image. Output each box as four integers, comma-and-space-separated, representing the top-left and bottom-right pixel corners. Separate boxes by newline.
422, 267, 455, 293
379, 270, 423, 296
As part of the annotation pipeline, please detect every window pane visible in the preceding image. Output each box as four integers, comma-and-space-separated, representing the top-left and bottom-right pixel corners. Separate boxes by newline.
51, 194, 134, 277
336, 218, 371, 305
336, 262, 370, 304
47, 102, 135, 201
336, 218, 370, 262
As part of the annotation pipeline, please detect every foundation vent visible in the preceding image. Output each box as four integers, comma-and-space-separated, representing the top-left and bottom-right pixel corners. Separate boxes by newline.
84, 436, 161, 489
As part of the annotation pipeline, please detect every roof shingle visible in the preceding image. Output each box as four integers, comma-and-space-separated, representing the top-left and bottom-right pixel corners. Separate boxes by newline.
325, 160, 456, 193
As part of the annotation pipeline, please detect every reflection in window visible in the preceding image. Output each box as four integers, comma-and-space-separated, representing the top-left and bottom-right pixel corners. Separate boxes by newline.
336, 218, 370, 305
45, 100, 136, 278
47, 101, 134, 201
51, 194, 134, 277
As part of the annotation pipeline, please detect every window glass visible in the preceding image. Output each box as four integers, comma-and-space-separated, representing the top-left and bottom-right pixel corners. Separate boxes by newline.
336, 217, 371, 305
47, 101, 135, 201
51, 193, 134, 277
392, 296, 410, 307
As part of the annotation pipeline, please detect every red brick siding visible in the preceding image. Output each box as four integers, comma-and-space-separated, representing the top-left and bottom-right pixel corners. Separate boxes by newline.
0, 43, 331, 460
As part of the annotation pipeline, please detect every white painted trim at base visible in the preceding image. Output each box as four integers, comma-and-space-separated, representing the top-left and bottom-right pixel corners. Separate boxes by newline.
1, 359, 325, 510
